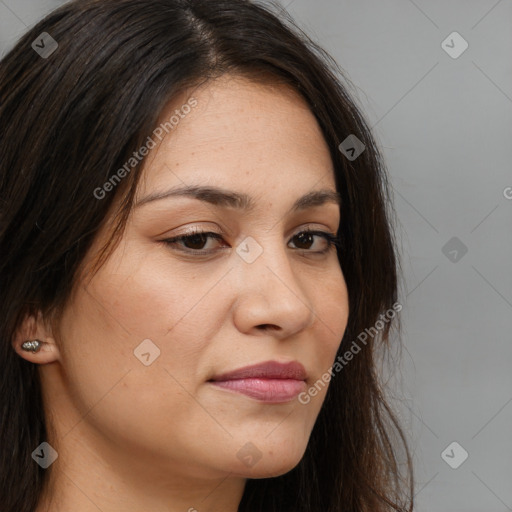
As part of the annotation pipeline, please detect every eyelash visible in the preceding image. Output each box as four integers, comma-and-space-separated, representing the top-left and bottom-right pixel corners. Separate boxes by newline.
161, 227, 342, 257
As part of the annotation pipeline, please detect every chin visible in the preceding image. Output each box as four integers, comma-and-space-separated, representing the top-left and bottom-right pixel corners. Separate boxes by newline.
231, 437, 308, 478
248, 456, 304, 479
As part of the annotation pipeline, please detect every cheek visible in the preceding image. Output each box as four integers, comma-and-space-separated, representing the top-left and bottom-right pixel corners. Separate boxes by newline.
302, 269, 349, 406
63, 248, 228, 400
56, 275, 219, 464
315, 267, 349, 351
89, 244, 227, 341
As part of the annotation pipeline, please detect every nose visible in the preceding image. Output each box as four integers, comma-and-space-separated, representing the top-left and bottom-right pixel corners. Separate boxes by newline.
231, 235, 315, 338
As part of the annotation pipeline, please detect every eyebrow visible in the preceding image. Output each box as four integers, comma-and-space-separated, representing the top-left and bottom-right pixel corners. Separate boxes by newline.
134, 184, 342, 213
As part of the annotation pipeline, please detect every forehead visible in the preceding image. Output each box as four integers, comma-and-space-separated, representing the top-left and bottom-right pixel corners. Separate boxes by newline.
136, 74, 336, 204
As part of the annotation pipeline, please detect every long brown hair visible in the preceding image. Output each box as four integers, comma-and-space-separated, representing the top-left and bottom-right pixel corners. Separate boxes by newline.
0, 1, 413, 510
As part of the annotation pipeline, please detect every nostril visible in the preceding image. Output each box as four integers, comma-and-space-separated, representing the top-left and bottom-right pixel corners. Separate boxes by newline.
256, 324, 279, 331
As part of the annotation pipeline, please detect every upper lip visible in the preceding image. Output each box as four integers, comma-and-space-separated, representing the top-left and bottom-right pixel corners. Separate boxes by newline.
209, 360, 307, 381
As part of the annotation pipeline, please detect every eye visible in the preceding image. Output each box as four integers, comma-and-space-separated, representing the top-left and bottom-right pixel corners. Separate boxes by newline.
162, 227, 226, 254
289, 229, 340, 253
161, 226, 341, 256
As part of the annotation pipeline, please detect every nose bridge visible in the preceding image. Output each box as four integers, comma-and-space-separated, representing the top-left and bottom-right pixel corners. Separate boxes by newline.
231, 232, 314, 333
237, 232, 299, 291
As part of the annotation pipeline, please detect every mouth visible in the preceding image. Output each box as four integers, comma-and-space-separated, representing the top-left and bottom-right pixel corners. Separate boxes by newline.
207, 360, 308, 403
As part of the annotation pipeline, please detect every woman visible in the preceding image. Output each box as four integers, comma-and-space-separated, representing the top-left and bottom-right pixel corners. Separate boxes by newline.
0, 0, 414, 510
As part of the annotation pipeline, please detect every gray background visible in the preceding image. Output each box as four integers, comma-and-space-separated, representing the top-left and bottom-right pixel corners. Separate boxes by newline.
1, 0, 511, 510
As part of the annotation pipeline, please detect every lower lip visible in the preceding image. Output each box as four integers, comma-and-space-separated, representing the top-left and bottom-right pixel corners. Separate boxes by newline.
208, 378, 307, 403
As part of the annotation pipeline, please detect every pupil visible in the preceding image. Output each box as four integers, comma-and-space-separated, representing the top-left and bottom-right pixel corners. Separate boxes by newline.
186, 234, 207, 249
297, 232, 313, 249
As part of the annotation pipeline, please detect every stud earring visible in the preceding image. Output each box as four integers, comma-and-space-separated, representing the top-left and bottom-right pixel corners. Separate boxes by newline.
21, 340, 42, 353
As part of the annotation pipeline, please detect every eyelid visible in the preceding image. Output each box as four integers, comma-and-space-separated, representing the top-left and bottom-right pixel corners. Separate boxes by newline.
162, 222, 336, 243
160, 224, 341, 256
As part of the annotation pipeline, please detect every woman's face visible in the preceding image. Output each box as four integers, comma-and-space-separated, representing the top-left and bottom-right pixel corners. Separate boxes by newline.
40, 75, 349, 490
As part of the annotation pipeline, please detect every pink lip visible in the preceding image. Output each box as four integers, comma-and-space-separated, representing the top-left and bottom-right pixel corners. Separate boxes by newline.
208, 360, 307, 403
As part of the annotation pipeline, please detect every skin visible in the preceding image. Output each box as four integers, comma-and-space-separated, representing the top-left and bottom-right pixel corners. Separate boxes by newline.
14, 74, 349, 512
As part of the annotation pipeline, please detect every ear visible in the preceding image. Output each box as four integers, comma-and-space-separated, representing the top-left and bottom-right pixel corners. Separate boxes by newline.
12, 310, 60, 364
